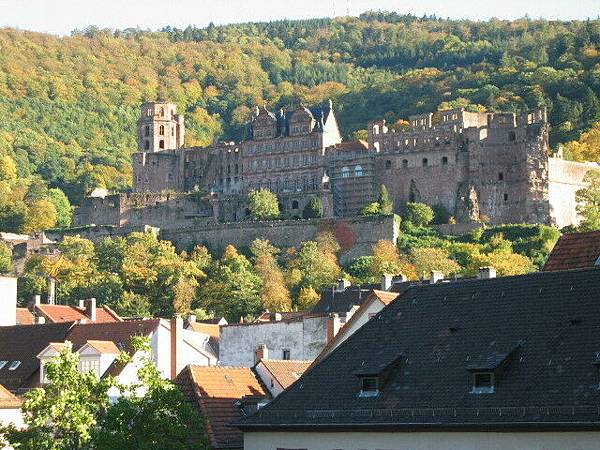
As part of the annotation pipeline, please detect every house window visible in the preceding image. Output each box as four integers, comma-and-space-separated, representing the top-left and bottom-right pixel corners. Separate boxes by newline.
509, 131, 516, 141
422, 158, 428, 167
359, 377, 379, 397
144, 140, 150, 150
282, 349, 291, 360
442, 156, 448, 165
8, 361, 21, 371
471, 372, 495, 393
159, 140, 165, 149
0, 361, 8, 370
498, 172, 504, 181
291, 200, 299, 210
354, 165, 363, 177
402, 159, 409, 168
80, 358, 101, 377
341, 166, 350, 178
385, 160, 392, 169
504, 193, 508, 202
145, 125, 150, 137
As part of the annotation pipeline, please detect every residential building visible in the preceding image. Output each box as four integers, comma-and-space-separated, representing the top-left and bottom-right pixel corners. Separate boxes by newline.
254, 359, 311, 398
543, 230, 600, 271
0, 277, 17, 327
0, 383, 22, 430
236, 267, 600, 450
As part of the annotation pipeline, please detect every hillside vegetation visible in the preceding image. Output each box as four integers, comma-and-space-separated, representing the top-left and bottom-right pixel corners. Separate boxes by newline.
0, 13, 599, 233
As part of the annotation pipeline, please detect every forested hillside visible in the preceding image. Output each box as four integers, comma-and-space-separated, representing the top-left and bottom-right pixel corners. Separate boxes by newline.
0, 13, 599, 233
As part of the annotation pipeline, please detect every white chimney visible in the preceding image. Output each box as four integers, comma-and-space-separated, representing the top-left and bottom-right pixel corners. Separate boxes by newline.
327, 313, 341, 343
85, 298, 97, 321
188, 314, 196, 324
0, 276, 17, 327
34, 295, 41, 306
47, 278, 56, 305
170, 314, 183, 379
392, 274, 407, 284
78, 299, 85, 308
478, 266, 497, 279
255, 344, 268, 364
335, 279, 351, 292
430, 271, 444, 284
381, 274, 393, 291
271, 312, 282, 322
35, 315, 46, 324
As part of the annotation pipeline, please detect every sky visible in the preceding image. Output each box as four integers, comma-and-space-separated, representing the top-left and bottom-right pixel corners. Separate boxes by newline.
0, 0, 598, 36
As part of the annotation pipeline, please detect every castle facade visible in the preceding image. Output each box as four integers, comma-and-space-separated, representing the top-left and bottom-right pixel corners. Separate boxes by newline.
75, 101, 594, 230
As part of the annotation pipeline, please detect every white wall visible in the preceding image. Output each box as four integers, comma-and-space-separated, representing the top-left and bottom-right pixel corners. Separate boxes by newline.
548, 158, 592, 228
244, 430, 600, 450
0, 408, 23, 429
254, 362, 284, 397
0, 277, 17, 327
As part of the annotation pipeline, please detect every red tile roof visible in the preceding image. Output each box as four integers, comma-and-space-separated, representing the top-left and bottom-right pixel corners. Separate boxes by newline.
35, 304, 122, 323
177, 366, 267, 449
543, 231, 600, 272
16, 308, 35, 325
0, 383, 22, 408
258, 359, 311, 390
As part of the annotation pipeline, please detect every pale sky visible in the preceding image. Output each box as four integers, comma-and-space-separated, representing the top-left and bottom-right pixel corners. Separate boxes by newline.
0, 0, 598, 36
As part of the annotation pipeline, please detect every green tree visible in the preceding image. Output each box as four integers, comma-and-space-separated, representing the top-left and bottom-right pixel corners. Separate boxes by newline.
251, 239, 292, 312
403, 202, 434, 227
409, 247, 461, 278
47, 188, 73, 228
302, 197, 324, 219
23, 199, 57, 233
0, 241, 12, 274
360, 202, 381, 216
576, 169, 600, 231
377, 184, 394, 215
248, 188, 280, 220
0, 155, 17, 181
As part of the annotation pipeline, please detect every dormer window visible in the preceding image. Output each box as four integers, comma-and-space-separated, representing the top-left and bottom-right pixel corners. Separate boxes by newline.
471, 372, 495, 394
359, 377, 379, 397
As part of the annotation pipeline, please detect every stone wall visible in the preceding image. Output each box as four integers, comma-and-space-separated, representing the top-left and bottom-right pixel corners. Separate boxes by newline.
161, 215, 399, 263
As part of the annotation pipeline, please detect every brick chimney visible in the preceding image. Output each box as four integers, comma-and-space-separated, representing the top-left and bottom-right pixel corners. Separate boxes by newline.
430, 271, 444, 284
326, 313, 341, 343
84, 298, 97, 321
381, 274, 393, 291
254, 344, 268, 365
170, 314, 183, 379
478, 266, 497, 279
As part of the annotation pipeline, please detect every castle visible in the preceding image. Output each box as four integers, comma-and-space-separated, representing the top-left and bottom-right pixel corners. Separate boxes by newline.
75, 101, 594, 234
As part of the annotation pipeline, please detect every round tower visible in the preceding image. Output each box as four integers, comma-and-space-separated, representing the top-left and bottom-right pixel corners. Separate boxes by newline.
138, 102, 185, 152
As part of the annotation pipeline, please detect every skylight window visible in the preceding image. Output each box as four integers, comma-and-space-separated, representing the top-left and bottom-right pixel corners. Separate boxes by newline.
8, 361, 21, 371
0, 361, 8, 370
471, 372, 495, 394
359, 377, 379, 397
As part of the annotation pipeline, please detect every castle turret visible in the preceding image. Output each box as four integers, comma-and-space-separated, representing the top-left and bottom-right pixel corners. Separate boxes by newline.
138, 102, 185, 152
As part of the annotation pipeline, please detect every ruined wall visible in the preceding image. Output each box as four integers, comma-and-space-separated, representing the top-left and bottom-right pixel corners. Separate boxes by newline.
548, 158, 596, 228
132, 151, 184, 193
161, 215, 398, 263
46, 225, 160, 244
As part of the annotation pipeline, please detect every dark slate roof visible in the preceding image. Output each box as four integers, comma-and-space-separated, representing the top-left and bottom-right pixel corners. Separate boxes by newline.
543, 231, 600, 272
0, 322, 73, 390
236, 268, 600, 430
311, 285, 377, 315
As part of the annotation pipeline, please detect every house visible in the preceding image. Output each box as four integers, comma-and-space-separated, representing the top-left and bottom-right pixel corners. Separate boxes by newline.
176, 359, 311, 450
219, 312, 342, 367
236, 267, 600, 450
0, 277, 17, 327
543, 230, 600, 271
185, 315, 226, 357
0, 316, 217, 394
0, 383, 23, 430
15, 296, 122, 325
311, 289, 399, 366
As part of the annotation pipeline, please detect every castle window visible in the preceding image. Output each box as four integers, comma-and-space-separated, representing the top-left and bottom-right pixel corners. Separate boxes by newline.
235, 164, 239, 174
442, 156, 448, 165
171, 127, 175, 136
160, 107, 165, 117
159, 140, 165, 149
341, 167, 350, 178
354, 165, 364, 177
422, 158, 428, 167
144, 140, 150, 150
282, 349, 291, 360
402, 159, 409, 168
145, 125, 150, 137
498, 172, 504, 181
292, 200, 299, 210
385, 160, 392, 170
159, 125, 165, 136
509, 131, 516, 141
504, 193, 508, 202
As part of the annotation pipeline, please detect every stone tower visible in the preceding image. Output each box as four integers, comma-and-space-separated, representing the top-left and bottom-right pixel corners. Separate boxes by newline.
138, 102, 185, 152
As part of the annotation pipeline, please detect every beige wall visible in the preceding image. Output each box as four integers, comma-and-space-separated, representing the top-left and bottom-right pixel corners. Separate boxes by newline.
548, 158, 594, 228
244, 431, 600, 450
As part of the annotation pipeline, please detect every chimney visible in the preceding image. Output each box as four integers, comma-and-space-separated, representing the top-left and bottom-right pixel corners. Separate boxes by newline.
85, 298, 97, 321
335, 279, 351, 292
78, 299, 85, 309
47, 278, 56, 305
478, 266, 497, 279
381, 274, 393, 291
270, 312, 282, 322
327, 313, 341, 343
254, 344, 268, 364
35, 315, 46, 324
392, 274, 407, 285
430, 271, 444, 284
170, 314, 183, 379
188, 314, 196, 324
34, 295, 41, 306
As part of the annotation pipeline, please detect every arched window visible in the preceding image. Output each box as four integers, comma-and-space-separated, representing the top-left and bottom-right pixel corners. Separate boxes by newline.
354, 165, 363, 177
402, 159, 408, 168
145, 125, 150, 137
292, 200, 299, 210
160, 107, 165, 117
159, 125, 165, 136
385, 160, 392, 169
159, 140, 165, 150
341, 166, 350, 178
